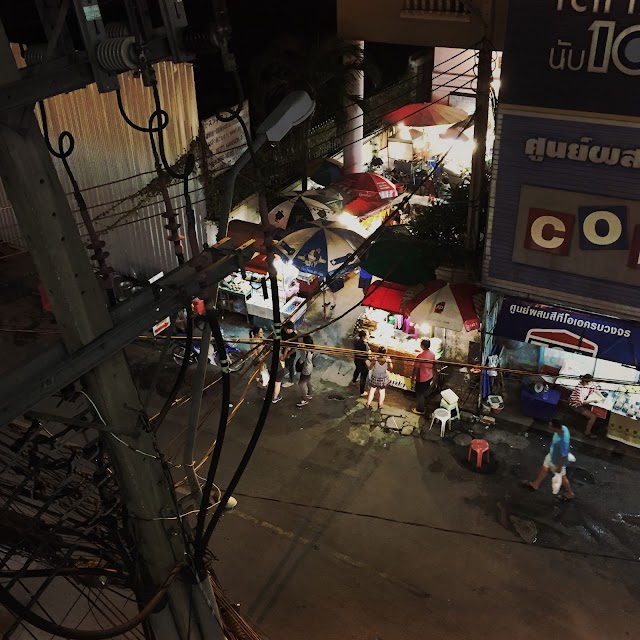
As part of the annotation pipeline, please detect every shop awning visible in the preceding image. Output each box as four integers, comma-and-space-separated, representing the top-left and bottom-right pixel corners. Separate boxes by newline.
494, 297, 640, 367
343, 196, 386, 218
362, 281, 408, 314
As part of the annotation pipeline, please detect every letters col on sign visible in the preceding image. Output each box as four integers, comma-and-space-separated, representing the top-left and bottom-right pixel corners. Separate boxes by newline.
524, 205, 640, 267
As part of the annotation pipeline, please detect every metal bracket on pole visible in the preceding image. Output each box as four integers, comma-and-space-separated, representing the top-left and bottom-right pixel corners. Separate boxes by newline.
157, 0, 191, 62
71, 0, 118, 93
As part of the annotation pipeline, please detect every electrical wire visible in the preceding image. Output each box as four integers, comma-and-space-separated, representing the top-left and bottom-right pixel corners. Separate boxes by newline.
66, 57, 479, 236
0, 563, 186, 640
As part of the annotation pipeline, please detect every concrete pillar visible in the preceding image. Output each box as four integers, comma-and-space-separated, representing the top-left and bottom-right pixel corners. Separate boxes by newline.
409, 49, 434, 103
343, 40, 364, 175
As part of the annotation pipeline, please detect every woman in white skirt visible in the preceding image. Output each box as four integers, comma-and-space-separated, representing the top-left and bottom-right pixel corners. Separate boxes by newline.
365, 346, 393, 410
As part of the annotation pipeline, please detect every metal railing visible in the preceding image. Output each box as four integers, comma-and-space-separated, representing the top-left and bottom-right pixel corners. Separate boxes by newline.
401, 0, 471, 17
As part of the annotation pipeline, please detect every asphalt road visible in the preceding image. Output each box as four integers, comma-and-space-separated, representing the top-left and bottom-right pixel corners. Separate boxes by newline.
151, 361, 640, 640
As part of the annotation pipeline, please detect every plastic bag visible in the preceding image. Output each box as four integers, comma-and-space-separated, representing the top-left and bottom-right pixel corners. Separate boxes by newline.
551, 473, 563, 495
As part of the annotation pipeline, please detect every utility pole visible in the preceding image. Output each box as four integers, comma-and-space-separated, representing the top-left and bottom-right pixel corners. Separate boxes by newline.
466, 39, 492, 267
0, 24, 222, 640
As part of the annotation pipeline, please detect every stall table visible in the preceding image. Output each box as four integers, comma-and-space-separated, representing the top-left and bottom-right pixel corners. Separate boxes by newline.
520, 385, 561, 421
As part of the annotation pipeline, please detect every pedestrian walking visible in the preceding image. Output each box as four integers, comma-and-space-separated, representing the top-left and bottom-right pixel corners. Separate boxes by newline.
525, 419, 575, 501
351, 329, 371, 396
365, 347, 393, 410
412, 339, 436, 415
324, 275, 345, 311
296, 335, 315, 408
250, 326, 269, 388
281, 320, 298, 387
271, 352, 287, 404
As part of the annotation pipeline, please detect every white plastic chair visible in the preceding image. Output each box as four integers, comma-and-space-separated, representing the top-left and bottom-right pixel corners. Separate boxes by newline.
440, 388, 461, 422
430, 407, 451, 437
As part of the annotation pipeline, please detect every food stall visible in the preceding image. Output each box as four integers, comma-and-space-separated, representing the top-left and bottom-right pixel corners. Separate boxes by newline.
358, 282, 443, 390
222, 224, 308, 329
492, 296, 640, 446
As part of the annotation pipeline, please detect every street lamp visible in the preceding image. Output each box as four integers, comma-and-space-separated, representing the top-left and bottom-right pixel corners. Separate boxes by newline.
219, 90, 315, 235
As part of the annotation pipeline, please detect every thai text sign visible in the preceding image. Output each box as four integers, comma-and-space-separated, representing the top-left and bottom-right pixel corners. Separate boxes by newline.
501, 1, 640, 116
513, 185, 640, 284
494, 297, 640, 366
202, 101, 250, 177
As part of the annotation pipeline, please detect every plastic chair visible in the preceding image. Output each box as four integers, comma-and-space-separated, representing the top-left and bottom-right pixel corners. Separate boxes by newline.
440, 388, 461, 422
468, 439, 490, 468
430, 407, 451, 437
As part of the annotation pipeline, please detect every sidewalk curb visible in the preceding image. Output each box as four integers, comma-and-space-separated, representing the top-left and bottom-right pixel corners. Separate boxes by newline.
496, 412, 640, 463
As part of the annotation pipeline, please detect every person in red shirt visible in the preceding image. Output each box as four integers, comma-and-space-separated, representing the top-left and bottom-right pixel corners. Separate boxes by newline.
412, 339, 436, 415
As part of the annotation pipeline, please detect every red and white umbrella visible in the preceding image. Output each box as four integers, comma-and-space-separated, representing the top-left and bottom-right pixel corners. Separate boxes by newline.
384, 103, 470, 128
335, 172, 398, 201
402, 281, 483, 332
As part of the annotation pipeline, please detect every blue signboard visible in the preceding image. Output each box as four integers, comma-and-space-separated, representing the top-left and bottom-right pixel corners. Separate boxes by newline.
483, 112, 640, 321
495, 297, 640, 367
501, 2, 640, 117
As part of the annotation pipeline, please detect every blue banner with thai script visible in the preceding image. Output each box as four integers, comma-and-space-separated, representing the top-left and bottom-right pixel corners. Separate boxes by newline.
494, 297, 640, 367
501, 1, 640, 117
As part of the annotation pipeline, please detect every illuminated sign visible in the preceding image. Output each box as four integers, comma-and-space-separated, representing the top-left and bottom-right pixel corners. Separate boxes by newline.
494, 297, 640, 366
501, 1, 640, 116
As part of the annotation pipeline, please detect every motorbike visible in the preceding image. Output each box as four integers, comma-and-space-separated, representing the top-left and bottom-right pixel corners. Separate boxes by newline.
171, 333, 244, 372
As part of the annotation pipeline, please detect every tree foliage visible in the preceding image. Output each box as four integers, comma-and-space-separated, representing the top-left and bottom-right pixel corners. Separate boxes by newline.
251, 36, 366, 189
407, 181, 469, 267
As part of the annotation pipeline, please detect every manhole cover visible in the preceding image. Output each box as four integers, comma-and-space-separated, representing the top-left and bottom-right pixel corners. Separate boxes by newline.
568, 466, 595, 485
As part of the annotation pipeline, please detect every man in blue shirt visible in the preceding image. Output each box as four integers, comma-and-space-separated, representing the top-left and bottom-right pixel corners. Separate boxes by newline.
526, 419, 575, 501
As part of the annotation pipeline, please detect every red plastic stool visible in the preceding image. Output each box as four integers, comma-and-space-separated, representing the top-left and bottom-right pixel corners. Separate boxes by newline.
468, 439, 490, 468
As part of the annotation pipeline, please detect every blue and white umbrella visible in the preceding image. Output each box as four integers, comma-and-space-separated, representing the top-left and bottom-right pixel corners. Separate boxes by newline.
275, 220, 364, 277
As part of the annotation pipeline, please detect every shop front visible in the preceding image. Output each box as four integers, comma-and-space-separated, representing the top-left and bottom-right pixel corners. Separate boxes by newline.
356, 280, 483, 401
490, 295, 640, 447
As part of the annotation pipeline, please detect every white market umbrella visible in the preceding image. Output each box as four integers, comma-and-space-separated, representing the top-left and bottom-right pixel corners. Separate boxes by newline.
275, 219, 364, 277
268, 193, 338, 229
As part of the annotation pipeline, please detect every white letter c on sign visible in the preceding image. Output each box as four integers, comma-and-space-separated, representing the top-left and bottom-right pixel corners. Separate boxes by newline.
530, 215, 566, 249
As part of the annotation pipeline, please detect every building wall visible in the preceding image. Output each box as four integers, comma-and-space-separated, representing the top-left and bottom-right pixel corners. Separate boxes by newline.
0, 60, 206, 279
337, 0, 509, 50
483, 2, 640, 323
432, 47, 502, 102
483, 110, 640, 321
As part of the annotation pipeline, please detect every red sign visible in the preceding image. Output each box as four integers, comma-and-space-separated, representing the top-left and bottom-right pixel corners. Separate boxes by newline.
525, 328, 598, 357
152, 317, 171, 336
524, 208, 575, 255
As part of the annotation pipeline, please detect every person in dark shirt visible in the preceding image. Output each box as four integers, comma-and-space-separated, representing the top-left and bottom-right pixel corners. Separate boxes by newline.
281, 320, 298, 387
351, 329, 371, 396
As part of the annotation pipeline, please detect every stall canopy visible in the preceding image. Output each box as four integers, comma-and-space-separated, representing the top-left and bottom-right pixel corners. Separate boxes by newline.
494, 297, 640, 367
384, 103, 469, 128
362, 281, 408, 314
402, 281, 482, 332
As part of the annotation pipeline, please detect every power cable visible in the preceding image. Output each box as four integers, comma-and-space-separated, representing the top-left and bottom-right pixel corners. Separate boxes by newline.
37, 101, 114, 287
233, 492, 640, 565
82, 76, 477, 239
0, 562, 186, 640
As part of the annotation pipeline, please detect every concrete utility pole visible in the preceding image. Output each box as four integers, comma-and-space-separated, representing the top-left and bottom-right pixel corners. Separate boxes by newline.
0, 24, 222, 640
466, 39, 492, 264
343, 40, 364, 175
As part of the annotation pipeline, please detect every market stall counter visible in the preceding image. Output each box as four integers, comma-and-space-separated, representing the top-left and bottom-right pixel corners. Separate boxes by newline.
362, 308, 442, 391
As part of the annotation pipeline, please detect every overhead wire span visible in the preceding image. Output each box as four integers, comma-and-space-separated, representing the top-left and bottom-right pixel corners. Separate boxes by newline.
68, 60, 478, 238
